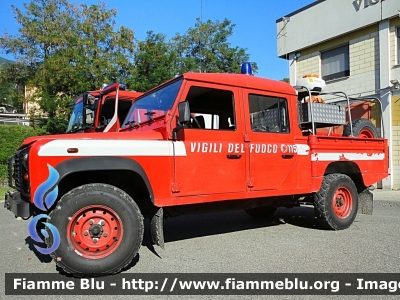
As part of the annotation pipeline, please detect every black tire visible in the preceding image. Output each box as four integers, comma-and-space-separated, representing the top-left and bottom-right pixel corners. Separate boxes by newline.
314, 173, 358, 230
245, 206, 277, 218
343, 118, 379, 138
46, 183, 144, 276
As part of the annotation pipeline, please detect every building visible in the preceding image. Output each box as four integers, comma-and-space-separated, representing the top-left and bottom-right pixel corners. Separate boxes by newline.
277, 0, 400, 189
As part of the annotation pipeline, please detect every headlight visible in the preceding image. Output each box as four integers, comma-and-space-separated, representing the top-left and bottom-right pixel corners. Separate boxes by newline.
22, 153, 28, 169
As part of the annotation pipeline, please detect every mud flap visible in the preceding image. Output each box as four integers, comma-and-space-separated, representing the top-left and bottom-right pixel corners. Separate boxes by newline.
358, 188, 373, 215
150, 207, 164, 249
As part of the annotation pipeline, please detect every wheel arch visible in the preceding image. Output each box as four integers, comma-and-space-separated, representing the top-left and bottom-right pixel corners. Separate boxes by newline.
54, 157, 155, 216
324, 161, 366, 193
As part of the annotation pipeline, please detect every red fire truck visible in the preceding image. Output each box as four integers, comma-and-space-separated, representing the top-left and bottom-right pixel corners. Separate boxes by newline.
66, 82, 143, 133
5, 66, 388, 276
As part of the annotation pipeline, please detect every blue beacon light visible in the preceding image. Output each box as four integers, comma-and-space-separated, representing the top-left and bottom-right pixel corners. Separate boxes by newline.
241, 62, 253, 75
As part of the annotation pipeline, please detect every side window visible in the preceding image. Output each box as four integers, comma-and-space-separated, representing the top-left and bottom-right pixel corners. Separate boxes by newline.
185, 86, 236, 130
248, 94, 289, 133
100, 98, 116, 125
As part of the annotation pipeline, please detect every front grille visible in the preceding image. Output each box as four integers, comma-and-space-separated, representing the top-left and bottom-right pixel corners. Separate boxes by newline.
7, 155, 14, 188
8, 148, 29, 196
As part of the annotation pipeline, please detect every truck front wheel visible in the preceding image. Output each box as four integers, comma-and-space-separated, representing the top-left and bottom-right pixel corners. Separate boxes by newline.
314, 174, 358, 230
46, 183, 144, 276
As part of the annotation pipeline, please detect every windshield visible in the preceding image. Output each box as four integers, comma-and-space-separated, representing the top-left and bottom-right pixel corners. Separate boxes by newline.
122, 78, 183, 128
66, 100, 84, 133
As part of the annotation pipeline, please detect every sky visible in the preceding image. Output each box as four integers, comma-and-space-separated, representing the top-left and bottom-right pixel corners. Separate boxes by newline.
0, 0, 315, 80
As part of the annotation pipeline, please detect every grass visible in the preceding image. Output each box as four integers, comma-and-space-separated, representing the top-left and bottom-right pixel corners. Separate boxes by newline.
0, 186, 12, 200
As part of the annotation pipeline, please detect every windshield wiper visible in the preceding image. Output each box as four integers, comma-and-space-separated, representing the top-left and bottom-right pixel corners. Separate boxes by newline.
144, 111, 156, 122
67, 124, 84, 133
125, 120, 138, 128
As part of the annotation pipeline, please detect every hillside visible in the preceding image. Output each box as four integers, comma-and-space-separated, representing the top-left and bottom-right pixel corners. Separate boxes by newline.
0, 57, 14, 67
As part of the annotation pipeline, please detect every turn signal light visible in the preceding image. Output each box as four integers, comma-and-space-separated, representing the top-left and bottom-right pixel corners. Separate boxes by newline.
67, 148, 79, 153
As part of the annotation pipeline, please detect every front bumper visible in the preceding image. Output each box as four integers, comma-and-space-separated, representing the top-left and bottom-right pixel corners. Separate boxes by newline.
4, 191, 32, 219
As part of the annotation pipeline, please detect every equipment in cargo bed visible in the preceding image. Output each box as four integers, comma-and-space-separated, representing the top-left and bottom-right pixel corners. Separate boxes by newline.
294, 74, 349, 131
298, 101, 346, 128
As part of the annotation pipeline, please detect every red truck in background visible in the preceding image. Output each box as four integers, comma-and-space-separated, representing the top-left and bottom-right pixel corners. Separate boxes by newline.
66, 82, 143, 133
5, 66, 388, 276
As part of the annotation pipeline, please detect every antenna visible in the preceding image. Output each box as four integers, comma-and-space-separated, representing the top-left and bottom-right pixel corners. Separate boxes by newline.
199, 0, 203, 72
201, 0, 203, 23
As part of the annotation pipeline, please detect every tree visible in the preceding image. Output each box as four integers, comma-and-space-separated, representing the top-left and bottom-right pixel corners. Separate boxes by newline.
0, 0, 136, 133
131, 31, 177, 92
129, 19, 259, 90
1, 1, 259, 132
0, 62, 29, 112
172, 18, 258, 74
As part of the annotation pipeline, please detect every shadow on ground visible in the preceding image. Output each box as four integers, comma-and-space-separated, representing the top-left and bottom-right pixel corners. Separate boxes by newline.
142, 205, 321, 247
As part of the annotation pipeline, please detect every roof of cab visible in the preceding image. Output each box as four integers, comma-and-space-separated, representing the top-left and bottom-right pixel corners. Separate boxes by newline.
181, 72, 296, 96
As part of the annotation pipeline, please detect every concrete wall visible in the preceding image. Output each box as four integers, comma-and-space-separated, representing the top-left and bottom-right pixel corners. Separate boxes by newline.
390, 18, 400, 79
279, 0, 400, 189
391, 94, 400, 188
295, 25, 379, 98
277, 0, 399, 58
391, 17, 400, 188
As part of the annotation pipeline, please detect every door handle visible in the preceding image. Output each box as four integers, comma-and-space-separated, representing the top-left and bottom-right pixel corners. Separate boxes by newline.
227, 154, 242, 159
282, 154, 294, 159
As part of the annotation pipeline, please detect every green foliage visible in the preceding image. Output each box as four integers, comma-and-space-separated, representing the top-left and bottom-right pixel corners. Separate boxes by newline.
172, 18, 258, 74
0, 125, 45, 186
0, 57, 14, 66
131, 19, 259, 91
0, 59, 15, 106
131, 31, 177, 92
0, 1, 259, 133
0, 186, 12, 198
0, 0, 135, 133
130, 19, 257, 92
43, 115, 68, 133
0, 81, 14, 105
0, 63, 27, 111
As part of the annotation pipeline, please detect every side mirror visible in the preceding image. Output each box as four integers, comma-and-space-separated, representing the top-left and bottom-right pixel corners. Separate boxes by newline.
82, 93, 87, 105
178, 101, 190, 126
173, 101, 191, 140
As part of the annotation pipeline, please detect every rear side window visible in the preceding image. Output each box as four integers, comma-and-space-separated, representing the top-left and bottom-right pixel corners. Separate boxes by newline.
248, 94, 289, 133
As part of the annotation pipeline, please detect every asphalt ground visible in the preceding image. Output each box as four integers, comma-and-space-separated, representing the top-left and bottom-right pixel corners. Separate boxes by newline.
0, 189, 399, 299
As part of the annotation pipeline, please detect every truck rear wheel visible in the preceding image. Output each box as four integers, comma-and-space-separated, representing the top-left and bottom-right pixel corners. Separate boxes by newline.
314, 174, 358, 230
343, 118, 379, 138
245, 206, 277, 218
46, 183, 143, 276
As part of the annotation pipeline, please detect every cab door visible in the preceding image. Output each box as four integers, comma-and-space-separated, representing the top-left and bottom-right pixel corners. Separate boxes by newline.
243, 89, 298, 191
174, 83, 246, 197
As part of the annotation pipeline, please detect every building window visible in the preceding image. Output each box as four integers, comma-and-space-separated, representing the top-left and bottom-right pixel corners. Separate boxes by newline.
397, 27, 400, 65
321, 45, 350, 81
